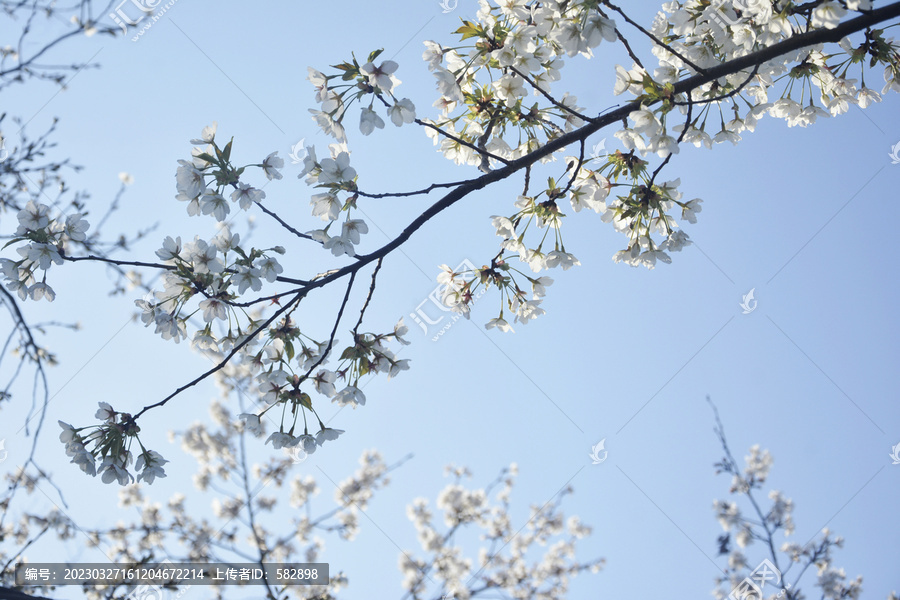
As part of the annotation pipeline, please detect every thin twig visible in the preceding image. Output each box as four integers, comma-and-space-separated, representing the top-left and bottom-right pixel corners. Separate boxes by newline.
132, 290, 307, 419
415, 118, 511, 166
298, 271, 357, 386
253, 200, 314, 241
356, 178, 475, 199
603, 1, 709, 75
352, 258, 383, 337
509, 66, 595, 124
673, 63, 762, 106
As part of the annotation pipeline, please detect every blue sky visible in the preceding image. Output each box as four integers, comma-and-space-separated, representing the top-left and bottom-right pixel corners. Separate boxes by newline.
2, 0, 899, 598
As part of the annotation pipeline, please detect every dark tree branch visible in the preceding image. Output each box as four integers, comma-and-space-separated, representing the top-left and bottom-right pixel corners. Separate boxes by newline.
355, 178, 476, 199
20, 0, 900, 425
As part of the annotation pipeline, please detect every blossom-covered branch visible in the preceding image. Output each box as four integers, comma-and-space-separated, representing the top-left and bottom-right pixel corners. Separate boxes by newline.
1, 0, 898, 485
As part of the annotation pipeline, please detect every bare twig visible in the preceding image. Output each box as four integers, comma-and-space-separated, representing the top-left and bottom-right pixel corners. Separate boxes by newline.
415, 118, 511, 166
132, 290, 307, 419
352, 258, 383, 337
509, 66, 595, 124
603, 1, 709, 75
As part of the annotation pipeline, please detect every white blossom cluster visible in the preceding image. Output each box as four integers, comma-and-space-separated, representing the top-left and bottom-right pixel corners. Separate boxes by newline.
437, 160, 697, 329
436, 258, 554, 332
400, 464, 602, 599
416, 0, 694, 277
233, 315, 410, 454
0, 121, 416, 481
175, 121, 279, 220
1, 199, 89, 301
134, 228, 285, 346
58, 402, 168, 486
606, 1, 899, 261
4, 396, 603, 600
624, 0, 898, 148
711, 444, 870, 600
413, 0, 898, 334
308, 49, 417, 143
301, 51, 417, 254
5, 400, 371, 598
420, 0, 614, 168
409, 0, 686, 324
298, 142, 370, 257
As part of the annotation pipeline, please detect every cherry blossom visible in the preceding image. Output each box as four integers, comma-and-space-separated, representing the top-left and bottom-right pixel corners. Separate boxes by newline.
361, 59, 399, 92
261, 151, 284, 180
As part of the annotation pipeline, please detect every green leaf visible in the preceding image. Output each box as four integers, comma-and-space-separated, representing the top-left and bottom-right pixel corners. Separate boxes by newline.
285, 340, 295, 361
454, 20, 483, 40
367, 48, 384, 63
222, 138, 233, 163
